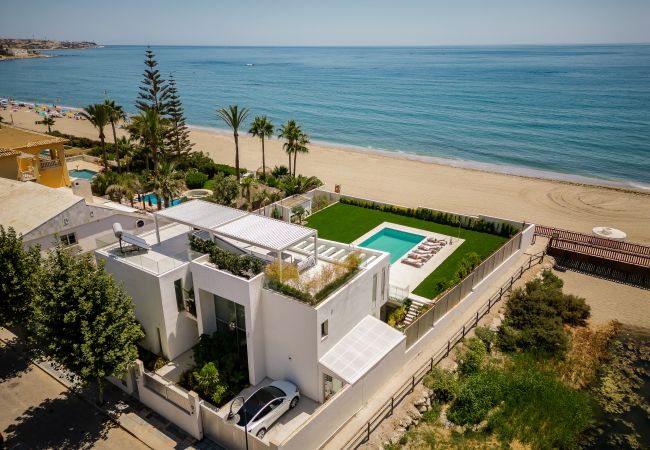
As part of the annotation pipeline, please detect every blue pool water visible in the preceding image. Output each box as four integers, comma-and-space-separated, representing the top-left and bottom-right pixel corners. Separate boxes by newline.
69, 169, 97, 180
141, 193, 182, 207
359, 228, 425, 264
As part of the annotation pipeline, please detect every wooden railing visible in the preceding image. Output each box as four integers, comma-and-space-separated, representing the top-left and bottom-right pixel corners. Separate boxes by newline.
534, 225, 650, 256
549, 239, 650, 268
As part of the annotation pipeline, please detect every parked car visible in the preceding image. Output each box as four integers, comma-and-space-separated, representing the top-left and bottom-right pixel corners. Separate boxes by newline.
234, 380, 300, 439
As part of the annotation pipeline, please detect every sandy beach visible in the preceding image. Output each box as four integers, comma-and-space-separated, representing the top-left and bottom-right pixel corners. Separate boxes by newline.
3, 108, 650, 243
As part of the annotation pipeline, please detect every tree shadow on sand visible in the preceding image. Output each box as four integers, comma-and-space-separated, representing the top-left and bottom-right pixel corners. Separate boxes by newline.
4, 390, 116, 450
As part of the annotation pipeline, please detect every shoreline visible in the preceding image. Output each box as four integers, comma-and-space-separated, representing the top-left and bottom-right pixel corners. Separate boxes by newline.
3, 106, 650, 243
188, 124, 650, 195
2, 98, 648, 192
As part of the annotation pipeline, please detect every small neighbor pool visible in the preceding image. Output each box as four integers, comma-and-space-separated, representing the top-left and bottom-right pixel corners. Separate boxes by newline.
359, 228, 425, 264
69, 169, 97, 180
141, 193, 182, 207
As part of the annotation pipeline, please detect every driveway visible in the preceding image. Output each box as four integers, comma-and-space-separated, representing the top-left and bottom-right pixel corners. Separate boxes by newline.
0, 337, 149, 450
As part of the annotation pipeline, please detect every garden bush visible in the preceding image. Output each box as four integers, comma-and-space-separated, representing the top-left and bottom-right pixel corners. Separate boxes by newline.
447, 369, 504, 425
457, 338, 487, 376
185, 170, 209, 189
189, 235, 263, 279
498, 270, 589, 356
423, 367, 459, 403
475, 326, 498, 353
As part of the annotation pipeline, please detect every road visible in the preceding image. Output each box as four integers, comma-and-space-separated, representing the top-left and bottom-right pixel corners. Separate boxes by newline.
0, 338, 149, 450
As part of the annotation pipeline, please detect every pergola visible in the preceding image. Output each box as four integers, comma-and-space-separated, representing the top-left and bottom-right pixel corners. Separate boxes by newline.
153, 200, 319, 270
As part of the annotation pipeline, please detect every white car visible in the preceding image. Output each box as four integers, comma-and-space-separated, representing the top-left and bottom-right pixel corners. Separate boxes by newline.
234, 380, 300, 439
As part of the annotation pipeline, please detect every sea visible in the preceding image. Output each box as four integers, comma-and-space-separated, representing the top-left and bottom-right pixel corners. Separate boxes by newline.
1, 45, 649, 188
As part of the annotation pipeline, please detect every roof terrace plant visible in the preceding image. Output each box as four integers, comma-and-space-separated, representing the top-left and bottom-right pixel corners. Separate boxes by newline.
189, 235, 263, 279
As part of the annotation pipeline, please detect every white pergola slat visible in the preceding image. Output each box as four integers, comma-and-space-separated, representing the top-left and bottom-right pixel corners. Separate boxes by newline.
214, 213, 316, 252
154, 200, 247, 230
319, 316, 404, 384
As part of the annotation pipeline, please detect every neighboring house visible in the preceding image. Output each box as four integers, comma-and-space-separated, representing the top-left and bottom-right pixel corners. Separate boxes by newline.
96, 200, 399, 404
0, 178, 154, 253
0, 124, 71, 188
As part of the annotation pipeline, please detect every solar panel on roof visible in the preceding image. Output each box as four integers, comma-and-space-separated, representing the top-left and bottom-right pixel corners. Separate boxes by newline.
120, 231, 150, 250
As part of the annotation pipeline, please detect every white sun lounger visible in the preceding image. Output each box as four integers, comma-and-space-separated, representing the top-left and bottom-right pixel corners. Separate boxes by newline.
402, 258, 423, 268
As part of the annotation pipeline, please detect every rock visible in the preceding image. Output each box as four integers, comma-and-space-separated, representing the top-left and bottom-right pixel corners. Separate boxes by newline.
417, 404, 429, 413
399, 416, 413, 429
414, 396, 428, 407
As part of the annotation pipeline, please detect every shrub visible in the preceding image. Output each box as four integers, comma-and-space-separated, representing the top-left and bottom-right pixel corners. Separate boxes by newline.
206, 173, 240, 206
189, 235, 263, 279
448, 369, 504, 425
264, 260, 299, 284
272, 165, 289, 177
424, 367, 459, 403
91, 170, 122, 196
185, 170, 209, 189
475, 326, 497, 353
192, 362, 227, 405
497, 270, 589, 356
457, 338, 487, 376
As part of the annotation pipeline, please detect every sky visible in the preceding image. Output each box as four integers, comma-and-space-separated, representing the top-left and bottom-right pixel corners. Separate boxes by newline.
1, 0, 649, 46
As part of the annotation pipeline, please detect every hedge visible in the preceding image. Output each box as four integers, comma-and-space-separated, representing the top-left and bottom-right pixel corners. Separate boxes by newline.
339, 197, 518, 237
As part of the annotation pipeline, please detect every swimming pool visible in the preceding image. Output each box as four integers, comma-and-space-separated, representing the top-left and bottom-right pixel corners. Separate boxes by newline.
69, 169, 97, 180
358, 228, 425, 264
141, 193, 182, 207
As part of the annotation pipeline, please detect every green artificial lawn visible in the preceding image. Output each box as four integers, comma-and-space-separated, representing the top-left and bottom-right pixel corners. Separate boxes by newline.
305, 203, 508, 298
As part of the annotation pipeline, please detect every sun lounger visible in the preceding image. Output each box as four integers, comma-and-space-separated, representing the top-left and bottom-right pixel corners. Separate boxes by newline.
402, 258, 423, 268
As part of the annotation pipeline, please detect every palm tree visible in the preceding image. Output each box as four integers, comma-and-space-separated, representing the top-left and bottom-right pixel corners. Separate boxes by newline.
217, 105, 249, 182
41, 116, 55, 133
248, 116, 274, 177
130, 109, 166, 175
81, 103, 111, 169
240, 176, 257, 209
293, 132, 310, 177
117, 136, 135, 172
106, 173, 142, 207
278, 120, 301, 176
104, 100, 126, 172
150, 161, 185, 209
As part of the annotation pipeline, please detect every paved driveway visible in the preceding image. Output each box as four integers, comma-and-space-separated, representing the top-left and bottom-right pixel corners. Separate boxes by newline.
0, 338, 149, 450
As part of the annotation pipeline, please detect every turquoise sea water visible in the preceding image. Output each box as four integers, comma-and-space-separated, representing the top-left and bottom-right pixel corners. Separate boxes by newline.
1, 45, 649, 187
359, 228, 425, 263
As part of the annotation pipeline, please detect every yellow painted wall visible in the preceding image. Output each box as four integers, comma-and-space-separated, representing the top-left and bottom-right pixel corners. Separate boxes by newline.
0, 158, 19, 180
38, 164, 70, 188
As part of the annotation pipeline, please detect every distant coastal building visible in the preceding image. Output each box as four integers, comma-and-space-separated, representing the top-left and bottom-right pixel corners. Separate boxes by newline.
0, 124, 71, 188
0, 178, 154, 253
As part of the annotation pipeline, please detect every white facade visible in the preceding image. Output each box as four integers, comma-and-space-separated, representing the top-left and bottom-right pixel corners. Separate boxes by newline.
96, 220, 391, 403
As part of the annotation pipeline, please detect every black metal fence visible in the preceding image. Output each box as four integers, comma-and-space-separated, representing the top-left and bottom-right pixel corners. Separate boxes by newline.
343, 251, 545, 449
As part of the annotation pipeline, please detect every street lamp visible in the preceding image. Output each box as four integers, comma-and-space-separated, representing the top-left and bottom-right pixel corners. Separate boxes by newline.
226, 396, 249, 450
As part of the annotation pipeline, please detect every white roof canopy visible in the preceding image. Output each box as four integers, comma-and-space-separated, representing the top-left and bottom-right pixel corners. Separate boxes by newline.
214, 213, 316, 252
154, 200, 317, 252
155, 200, 247, 230
320, 316, 404, 384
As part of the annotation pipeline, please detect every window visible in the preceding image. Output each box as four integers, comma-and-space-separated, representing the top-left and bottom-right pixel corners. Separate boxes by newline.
174, 279, 184, 312
321, 319, 329, 339
136, 219, 145, 228
60, 232, 77, 246
381, 268, 386, 300
372, 273, 378, 305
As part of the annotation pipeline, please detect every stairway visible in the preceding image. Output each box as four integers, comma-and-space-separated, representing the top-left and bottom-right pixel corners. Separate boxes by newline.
403, 296, 432, 326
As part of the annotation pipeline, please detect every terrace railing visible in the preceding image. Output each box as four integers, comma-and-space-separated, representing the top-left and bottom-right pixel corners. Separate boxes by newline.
403, 230, 523, 348
343, 251, 545, 450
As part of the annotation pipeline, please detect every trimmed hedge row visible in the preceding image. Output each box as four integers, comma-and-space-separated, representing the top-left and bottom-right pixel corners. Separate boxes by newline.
339, 197, 518, 237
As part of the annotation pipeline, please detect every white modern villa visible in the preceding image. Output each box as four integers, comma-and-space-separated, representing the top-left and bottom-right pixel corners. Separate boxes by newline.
96, 200, 401, 404
96, 194, 534, 448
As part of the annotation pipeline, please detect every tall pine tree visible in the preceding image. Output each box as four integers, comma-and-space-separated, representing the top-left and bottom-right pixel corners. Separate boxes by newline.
165, 75, 194, 160
136, 47, 171, 114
